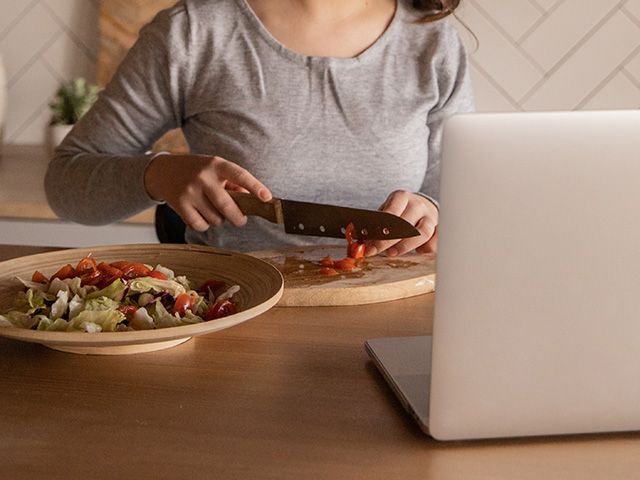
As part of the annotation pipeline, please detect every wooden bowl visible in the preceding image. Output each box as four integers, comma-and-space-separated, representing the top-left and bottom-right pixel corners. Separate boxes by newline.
0, 244, 283, 355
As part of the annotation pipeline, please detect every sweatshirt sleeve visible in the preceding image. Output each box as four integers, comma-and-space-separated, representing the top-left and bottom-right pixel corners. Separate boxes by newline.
45, 3, 192, 225
419, 21, 475, 207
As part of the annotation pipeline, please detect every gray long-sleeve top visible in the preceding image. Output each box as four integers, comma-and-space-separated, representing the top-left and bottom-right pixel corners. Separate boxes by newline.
45, 0, 474, 252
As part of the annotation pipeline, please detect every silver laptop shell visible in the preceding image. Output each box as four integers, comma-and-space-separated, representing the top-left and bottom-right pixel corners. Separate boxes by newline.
369, 110, 640, 441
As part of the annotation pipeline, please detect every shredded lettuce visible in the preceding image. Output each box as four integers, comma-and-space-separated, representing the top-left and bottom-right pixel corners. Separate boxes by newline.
85, 279, 126, 301
1, 262, 235, 333
129, 277, 186, 297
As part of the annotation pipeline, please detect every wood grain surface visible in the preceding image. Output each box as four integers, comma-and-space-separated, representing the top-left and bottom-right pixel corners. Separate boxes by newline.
0, 244, 283, 354
3, 244, 640, 480
250, 245, 436, 306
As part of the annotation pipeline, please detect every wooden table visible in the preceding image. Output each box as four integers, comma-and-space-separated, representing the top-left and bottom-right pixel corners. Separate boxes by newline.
1, 245, 640, 479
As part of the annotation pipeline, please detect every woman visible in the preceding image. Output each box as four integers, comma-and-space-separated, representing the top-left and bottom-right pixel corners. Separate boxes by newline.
45, 0, 473, 256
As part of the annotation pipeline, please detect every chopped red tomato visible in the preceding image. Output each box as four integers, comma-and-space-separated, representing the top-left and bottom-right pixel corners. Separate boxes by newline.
50, 264, 75, 281
347, 242, 365, 259
345, 222, 358, 244
334, 258, 357, 271
319, 267, 339, 276
146, 270, 168, 280
80, 269, 103, 286
75, 256, 97, 275
31, 271, 48, 283
96, 263, 123, 289
121, 263, 150, 280
344, 222, 366, 259
205, 299, 238, 320
321, 256, 335, 267
173, 293, 196, 317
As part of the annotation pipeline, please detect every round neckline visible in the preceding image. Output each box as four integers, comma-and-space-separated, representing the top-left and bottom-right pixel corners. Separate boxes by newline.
236, 0, 400, 65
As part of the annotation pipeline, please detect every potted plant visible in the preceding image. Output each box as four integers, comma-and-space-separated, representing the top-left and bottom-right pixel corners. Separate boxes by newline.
47, 77, 98, 156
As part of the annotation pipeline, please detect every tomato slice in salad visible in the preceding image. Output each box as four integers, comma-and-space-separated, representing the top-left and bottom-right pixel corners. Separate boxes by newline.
79, 269, 103, 286
146, 270, 168, 280
95, 263, 124, 289
173, 293, 196, 317
31, 270, 49, 283
205, 299, 238, 320
75, 256, 97, 275
50, 264, 75, 281
13, 256, 241, 332
121, 263, 151, 280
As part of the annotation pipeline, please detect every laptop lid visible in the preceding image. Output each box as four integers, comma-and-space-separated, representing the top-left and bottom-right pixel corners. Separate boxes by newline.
427, 109, 640, 440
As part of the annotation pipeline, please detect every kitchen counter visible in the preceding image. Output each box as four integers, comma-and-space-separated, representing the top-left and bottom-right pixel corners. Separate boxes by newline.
0, 145, 157, 246
2, 244, 640, 479
0, 144, 153, 224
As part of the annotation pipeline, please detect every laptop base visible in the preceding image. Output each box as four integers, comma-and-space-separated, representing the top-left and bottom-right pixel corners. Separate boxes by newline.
365, 336, 432, 434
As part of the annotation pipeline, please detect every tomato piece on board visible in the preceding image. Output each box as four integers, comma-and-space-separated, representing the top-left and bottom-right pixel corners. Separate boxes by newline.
50, 264, 75, 281
320, 256, 335, 267
173, 293, 196, 317
146, 270, 168, 280
75, 256, 97, 275
205, 299, 238, 321
31, 271, 49, 283
319, 267, 339, 276
333, 258, 357, 271
347, 242, 365, 259
121, 263, 150, 280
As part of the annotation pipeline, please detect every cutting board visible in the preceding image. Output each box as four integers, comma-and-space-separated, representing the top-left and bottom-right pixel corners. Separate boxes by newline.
249, 245, 436, 307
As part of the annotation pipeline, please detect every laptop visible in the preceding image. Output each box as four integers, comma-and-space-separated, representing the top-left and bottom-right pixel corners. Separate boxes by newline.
366, 109, 640, 441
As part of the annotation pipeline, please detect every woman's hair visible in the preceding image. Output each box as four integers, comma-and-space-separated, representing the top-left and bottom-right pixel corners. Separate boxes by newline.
412, 0, 460, 22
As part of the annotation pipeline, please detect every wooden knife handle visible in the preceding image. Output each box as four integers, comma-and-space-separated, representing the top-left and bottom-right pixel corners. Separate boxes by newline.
227, 191, 283, 224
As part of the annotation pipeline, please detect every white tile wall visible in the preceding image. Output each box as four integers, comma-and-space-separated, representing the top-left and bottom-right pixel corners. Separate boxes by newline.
0, 0, 638, 146
452, 0, 640, 112
0, 0, 99, 145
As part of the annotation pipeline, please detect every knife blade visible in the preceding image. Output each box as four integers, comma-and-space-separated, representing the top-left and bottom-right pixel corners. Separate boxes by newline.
228, 191, 420, 240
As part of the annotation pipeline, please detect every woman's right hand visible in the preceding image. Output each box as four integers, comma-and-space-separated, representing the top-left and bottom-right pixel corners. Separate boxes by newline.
144, 154, 272, 232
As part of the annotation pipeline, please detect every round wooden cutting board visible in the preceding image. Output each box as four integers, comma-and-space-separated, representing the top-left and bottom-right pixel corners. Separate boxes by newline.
249, 245, 436, 307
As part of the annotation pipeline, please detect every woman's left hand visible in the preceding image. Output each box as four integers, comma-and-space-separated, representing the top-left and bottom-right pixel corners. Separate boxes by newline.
364, 191, 438, 257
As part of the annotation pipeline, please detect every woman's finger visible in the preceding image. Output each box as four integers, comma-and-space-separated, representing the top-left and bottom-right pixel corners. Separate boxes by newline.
416, 225, 437, 254
391, 218, 436, 256
215, 157, 272, 202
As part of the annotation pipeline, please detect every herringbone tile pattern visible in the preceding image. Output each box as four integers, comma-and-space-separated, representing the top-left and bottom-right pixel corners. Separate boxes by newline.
0, 0, 638, 144
0, 0, 99, 144
453, 0, 640, 111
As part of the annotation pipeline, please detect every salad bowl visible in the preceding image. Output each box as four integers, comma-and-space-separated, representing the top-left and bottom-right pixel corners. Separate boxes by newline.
0, 244, 283, 355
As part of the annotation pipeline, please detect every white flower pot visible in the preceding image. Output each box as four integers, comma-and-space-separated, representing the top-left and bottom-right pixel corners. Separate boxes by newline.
46, 124, 74, 158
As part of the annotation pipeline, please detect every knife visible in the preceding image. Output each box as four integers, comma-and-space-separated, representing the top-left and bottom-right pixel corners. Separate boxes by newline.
228, 191, 420, 240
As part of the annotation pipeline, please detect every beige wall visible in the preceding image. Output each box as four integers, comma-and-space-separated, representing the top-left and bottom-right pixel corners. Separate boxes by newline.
0, 0, 638, 145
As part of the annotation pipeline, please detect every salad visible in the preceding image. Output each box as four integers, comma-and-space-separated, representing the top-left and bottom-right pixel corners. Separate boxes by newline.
0, 255, 239, 333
